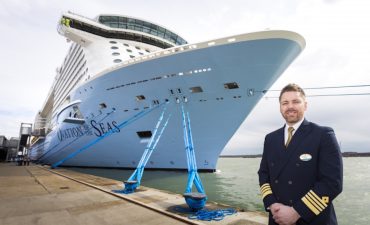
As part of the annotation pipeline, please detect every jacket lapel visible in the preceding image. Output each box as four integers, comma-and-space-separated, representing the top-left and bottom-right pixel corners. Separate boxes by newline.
271, 119, 312, 180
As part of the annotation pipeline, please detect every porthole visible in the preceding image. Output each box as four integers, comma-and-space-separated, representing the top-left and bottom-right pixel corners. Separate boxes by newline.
224, 82, 239, 89
99, 103, 107, 109
109, 41, 117, 44
129, 55, 135, 58
189, 86, 203, 93
136, 131, 152, 138
136, 95, 146, 101
111, 46, 119, 49
126, 49, 132, 52
112, 52, 120, 56
113, 59, 122, 63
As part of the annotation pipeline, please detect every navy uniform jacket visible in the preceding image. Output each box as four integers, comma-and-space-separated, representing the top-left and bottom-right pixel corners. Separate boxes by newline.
258, 119, 343, 225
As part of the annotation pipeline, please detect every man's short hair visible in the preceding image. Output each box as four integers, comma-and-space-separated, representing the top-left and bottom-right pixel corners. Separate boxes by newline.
279, 83, 306, 101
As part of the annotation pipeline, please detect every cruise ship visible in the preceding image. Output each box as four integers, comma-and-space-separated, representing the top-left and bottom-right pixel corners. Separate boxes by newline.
29, 12, 305, 171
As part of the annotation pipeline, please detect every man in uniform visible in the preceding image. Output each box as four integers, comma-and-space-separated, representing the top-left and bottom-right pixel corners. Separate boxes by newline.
258, 83, 343, 225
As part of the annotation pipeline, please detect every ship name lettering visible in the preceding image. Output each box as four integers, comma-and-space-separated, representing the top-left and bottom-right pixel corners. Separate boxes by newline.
57, 126, 84, 142
90, 120, 120, 137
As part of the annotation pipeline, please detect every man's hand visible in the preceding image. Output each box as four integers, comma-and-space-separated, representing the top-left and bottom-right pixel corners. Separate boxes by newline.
270, 203, 284, 216
272, 204, 300, 225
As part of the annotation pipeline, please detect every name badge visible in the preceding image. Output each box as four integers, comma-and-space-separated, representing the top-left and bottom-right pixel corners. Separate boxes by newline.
300, 154, 312, 161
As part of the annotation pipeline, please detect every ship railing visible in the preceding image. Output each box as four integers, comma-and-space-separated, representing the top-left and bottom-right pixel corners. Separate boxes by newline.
33, 118, 48, 129
93, 30, 305, 81
66, 11, 95, 22
96, 34, 242, 78
32, 128, 46, 137
57, 11, 97, 36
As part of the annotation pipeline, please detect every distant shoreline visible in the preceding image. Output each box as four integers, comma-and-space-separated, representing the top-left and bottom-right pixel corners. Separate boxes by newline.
220, 152, 370, 158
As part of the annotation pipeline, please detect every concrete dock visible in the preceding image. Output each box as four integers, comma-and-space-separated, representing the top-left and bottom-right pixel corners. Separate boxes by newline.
0, 163, 267, 225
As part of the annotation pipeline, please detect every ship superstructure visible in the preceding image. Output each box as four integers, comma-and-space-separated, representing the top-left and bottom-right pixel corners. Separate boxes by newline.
30, 11, 305, 171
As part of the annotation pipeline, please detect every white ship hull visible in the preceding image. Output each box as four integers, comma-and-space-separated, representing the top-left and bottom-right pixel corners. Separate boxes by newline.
29, 13, 305, 171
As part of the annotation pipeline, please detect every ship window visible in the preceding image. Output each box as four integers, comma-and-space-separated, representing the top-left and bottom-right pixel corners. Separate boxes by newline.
109, 41, 117, 44
153, 100, 160, 105
145, 49, 150, 53
123, 43, 129, 47
99, 103, 107, 109
113, 59, 122, 63
137, 131, 152, 138
126, 49, 132, 52
135, 46, 141, 50
129, 55, 135, 58
136, 95, 146, 101
112, 52, 120, 56
111, 46, 119, 49
224, 82, 239, 89
189, 86, 203, 93
72, 105, 83, 118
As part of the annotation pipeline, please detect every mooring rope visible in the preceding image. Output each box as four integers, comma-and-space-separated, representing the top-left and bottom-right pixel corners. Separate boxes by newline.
51, 102, 166, 168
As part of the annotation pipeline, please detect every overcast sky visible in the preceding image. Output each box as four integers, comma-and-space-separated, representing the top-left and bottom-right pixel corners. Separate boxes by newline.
0, 0, 369, 154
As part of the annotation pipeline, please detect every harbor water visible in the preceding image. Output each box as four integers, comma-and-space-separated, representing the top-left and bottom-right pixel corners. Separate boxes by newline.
71, 157, 370, 225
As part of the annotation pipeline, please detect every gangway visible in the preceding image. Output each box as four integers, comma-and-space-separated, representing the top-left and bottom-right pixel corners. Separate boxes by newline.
17, 123, 32, 158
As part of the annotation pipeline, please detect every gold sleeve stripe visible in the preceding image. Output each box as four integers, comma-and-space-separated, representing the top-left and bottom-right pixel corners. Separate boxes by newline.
302, 196, 320, 215
260, 183, 273, 199
262, 190, 272, 198
307, 192, 326, 210
309, 190, 328, 207
260, 187, 271, 195
260, 183, 271, 192
261, 185, 271, 193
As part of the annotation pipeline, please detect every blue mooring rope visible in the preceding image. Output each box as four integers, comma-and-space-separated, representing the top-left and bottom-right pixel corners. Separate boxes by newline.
118, 105, 171, 194
181, 104, 207, 211
51, 102, 165, 168
188, 208, 237, 221
37, 108, 115, 162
